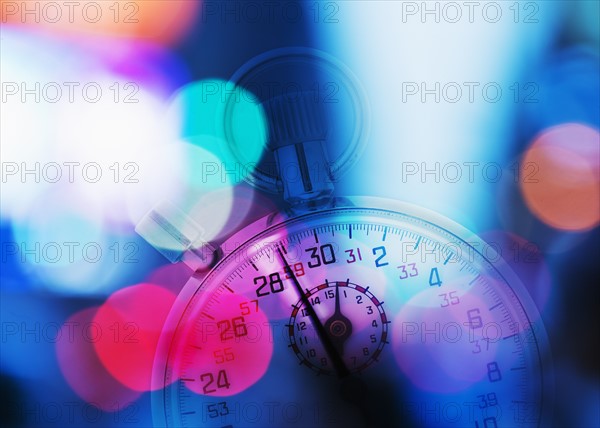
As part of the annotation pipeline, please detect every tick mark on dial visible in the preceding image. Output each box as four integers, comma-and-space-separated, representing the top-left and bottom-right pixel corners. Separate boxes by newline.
469, 274, 480, 285
489, 302, 502, 311
414, 236, 422, 249
443, 253, 453, 265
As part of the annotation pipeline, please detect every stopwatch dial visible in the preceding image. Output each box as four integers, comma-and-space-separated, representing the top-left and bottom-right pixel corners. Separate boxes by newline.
288, 280, 388, 374
156, 205, 551, 428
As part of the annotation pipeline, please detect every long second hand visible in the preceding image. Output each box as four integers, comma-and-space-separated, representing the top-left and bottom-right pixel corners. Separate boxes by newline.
276, 246, 350, 378
277, 245, 381, 427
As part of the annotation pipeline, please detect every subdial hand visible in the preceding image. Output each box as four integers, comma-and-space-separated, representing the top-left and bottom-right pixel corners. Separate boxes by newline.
324, 280, 353, 356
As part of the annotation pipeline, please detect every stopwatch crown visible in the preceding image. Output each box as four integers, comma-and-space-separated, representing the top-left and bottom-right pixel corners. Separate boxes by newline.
263, 92, 327, 149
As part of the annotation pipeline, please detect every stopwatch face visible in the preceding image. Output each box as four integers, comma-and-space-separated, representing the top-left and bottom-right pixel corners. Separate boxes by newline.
153, 198, 552, 428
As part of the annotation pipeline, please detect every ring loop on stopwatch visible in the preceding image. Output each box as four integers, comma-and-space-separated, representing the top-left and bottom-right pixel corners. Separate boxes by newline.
222, 47, 371, 198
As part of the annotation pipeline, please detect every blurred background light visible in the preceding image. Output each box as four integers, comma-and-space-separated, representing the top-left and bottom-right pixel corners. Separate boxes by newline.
520, 123, 599, 231
1, 25, 269, 255
72, 39, 192, 99
1, 26, 192, 233
0, 28, 77, 220
495, 153, 595, 255
166, 78, 268, 182
92, 283, 177, 392
56, 307, 142, 411
315, 1, 564, 231
171, 139, 241, 229
53, 81, 180, 227
0, 0, 200, 44
8, 188, 119, 295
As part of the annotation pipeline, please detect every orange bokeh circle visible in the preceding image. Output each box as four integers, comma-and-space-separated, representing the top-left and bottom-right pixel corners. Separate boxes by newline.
520, 123, 600, 231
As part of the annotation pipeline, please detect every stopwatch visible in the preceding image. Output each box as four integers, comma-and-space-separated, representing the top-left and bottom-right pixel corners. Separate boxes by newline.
137, 49, 552, 428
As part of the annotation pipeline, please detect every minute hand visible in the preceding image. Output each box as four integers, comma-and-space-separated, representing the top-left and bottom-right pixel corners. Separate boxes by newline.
276, 246, 350, 378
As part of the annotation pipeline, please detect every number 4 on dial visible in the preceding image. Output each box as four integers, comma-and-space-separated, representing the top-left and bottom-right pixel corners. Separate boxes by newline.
429, 267, 442, 287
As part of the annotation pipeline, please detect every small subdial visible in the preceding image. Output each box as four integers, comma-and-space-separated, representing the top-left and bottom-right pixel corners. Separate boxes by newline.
288, 280, 388, 374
